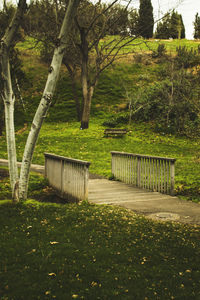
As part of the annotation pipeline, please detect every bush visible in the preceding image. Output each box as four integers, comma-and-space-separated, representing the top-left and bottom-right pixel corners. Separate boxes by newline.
130, 69, 200, 136
102, 119, 118, 128
152, 43, 167, 58
175, 46, 200, 68
102, 113, 129, 127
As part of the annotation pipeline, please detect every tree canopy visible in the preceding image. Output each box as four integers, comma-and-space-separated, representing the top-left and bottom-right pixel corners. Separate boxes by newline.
155, 11, 185, 39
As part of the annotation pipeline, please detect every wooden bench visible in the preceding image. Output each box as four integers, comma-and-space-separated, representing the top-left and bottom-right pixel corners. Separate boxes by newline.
104, 128, 127, 137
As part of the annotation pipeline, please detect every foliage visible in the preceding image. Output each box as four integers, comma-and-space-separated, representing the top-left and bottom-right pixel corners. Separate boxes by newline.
175, 45, 200, 68
138, 0, 154, 39
128, 67, 200, 137
193, 13, 200, 39
155, 14, 171, 39
170, 11, 185, 39
155, 11, 185, 39
151, 43, 167, 58
106, 3, 129, 36
0, 200, 200, 299
128, 9, 139, 37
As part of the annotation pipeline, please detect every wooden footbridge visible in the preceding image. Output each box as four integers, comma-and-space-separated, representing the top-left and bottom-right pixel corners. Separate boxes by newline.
1, 152, 200, 224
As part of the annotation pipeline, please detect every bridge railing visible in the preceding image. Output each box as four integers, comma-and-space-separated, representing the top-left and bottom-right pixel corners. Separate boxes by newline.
111, 151, 176, 195
44, 153, 91, 202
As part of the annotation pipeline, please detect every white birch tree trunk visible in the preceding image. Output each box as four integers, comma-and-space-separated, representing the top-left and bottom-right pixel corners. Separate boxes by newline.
19, 0, 80, 200
1, 53, 19, 199
0, 0, 27, 201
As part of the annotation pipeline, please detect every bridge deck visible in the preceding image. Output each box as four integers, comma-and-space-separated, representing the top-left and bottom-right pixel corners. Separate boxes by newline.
88, 179, 200, 224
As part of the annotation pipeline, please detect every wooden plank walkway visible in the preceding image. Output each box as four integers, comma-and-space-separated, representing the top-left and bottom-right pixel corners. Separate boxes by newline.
88, 179, 200, 224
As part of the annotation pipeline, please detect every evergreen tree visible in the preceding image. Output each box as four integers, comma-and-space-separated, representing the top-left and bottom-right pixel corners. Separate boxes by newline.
155, 11, 185, 39
155, 14, 171, 39
194, 13, 200, 39
180, 14, 185, 38
170, 11, 185, 39
138, 0, 154, 38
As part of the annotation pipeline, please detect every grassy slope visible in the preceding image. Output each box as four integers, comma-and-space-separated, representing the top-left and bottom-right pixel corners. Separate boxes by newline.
100, 36, 200, 54
1, 38, 200, 201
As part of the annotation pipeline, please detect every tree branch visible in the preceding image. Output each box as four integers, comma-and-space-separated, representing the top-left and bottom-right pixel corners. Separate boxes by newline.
2, 0, 27, 50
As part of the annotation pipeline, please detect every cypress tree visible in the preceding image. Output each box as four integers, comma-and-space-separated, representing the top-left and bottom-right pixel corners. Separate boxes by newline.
138, 0, 154, 38
170, 11, 185, 39
180, 15, 185, 39
194, 13, 200, 39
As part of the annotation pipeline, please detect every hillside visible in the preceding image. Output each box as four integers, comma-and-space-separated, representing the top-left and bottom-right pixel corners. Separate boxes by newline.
0, 38, 200, 202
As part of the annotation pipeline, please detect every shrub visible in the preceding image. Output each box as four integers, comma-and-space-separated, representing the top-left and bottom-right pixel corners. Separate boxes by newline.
130, 69, 200, 136
152, 43, 167, 58
175, 46, 200, 68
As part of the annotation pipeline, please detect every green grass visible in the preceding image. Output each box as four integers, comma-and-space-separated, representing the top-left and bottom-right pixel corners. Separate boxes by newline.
17, 36, 200, 59
0, 200, 200, 300
101, 36, 200, 55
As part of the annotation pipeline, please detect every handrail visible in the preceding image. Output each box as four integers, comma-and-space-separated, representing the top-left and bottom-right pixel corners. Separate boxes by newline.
44, 153, 91, 202
111, 151, 176, 195
111, 151, 176, 162
44, 153, 90, 166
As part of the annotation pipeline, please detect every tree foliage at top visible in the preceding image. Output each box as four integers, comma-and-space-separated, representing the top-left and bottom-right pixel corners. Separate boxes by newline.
138, 0, 154, 39
155, 11, 185, 39
193, 13, 200, 39
128, 9, 139, 36
106, 4, 129, 36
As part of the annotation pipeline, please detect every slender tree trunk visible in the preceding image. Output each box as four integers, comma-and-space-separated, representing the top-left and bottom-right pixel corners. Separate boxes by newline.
80, 32, 95, 129
1, 54, 19, 199
81, 85, 94, 129
19, 0, 80, 200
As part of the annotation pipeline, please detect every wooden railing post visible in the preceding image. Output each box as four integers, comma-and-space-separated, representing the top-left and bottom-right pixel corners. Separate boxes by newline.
137, 156, 141, 188
84, 164, 89, 200
61, 159, 64, 197
170, 161, 175, 196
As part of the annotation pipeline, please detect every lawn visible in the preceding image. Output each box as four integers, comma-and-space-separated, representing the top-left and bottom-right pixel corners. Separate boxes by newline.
0, 200, 200, 300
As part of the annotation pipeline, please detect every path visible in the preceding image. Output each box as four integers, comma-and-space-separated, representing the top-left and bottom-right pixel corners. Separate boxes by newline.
89, 178, 200, 225
0, 158, 44, 174
1, 159, 200, 225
